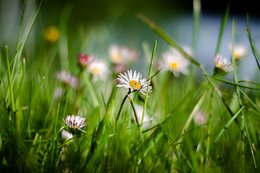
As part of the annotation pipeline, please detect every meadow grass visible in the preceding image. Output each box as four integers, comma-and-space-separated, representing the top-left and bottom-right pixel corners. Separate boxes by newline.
0, 1, 260, 173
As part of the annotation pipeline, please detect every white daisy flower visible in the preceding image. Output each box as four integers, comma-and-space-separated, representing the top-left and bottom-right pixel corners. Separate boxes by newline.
232, 45, 247, 61
109, 44, 139, 64
54, 87, 64, 100
160, 47, 191, 76
193, 110, 207, 125
56, 70, 79, 89
133, 104, 152, 129
88, 59, 109, 81
61, 129, 73, 140
117, 70, 152, 95
64, 115, 86, 132
214, 54, 233, 72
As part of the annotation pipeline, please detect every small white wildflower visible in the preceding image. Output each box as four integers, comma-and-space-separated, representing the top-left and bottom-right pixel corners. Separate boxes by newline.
56, 70, 79, 89
160, 47, 191, 76
232, 45, 247, 61
116, 70, 152, 95
193, 111, 207, 125
214, 54, 233, 72
133, 104, 152, 129
88, 59, 109, 81
54, 87, 64, 100
64, 115, 87, 132
61, 129, 73, 141
109, 44, 139, 64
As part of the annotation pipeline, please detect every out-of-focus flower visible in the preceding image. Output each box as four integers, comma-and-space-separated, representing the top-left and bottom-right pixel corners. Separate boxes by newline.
64, 115, 87, 133
193, 111, 207, 125
133, 104, 152, 129
88, 59, 109, 81
54, 87, 64, 100
78, 53, 93, 69
44, 26, 59, 43
61, 129, 73, 141
214, 54, 233, 72
109, 44, 139, 65
56, 70, 79, 89
159, 47, 191, 76
113, 64, 128, 74
231, 44, 247, 61
117, 70, 152, 95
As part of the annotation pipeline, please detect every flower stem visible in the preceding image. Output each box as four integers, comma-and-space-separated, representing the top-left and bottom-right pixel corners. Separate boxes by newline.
128, 96, 139, 126
73, 70, 84, 113
116, 90, 131, 124
142, 40, 157, 125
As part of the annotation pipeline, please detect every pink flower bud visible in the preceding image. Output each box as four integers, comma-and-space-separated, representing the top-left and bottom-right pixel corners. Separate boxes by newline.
78, 53, 92, 68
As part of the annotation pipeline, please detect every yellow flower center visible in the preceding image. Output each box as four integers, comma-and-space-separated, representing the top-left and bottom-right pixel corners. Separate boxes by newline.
44, 26, 59, 43
129, 80, 141, 90
91, 67, 101, 75
216, 62, 222, 68
170, 62, 178, 69
112, 53, 122, 63
234, 51, 239, 60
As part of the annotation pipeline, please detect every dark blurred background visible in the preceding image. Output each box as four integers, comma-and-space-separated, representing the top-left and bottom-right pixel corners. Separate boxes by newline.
40, 0, 260, 24
1, 0, 259, 78
2, 0, 259, 25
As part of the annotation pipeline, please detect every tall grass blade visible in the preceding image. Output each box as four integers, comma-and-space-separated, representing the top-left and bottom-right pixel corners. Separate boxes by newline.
176, 93, 206, 150
192, 0, 201, 50
3, 46, 15, 112
213, 106, 244, 145
215, 78, 260, 90
239, 88, 260, 114
214, 1, 230, 54
142, 40, 157, 125
137, 14, 201, 67
232, 20, 257, 168
12, 0, 42, 79
246, 15, 260, 70
84, 74, 99, 107
59, 3, 74, 70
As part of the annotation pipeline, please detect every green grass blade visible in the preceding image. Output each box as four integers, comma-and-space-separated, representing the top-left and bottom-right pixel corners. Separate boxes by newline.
239, 88, 260, 113
215, 78, 260, 90
58, 2, 74, 70
213, 106, 244, 145
246, 15, 260, 70
238, 80, 260, 87
137, 14, 221, 98
3, 46, 15, 112
176, 92, 206, 150
214, 1, 230, 54
128, 97, 139, 126
142, 42, 152, 63
137, 14, 222, 97
84, 75, 99, 108
192, 0, 201, 50
54, 103, 60, 138
142, 40, 157, 125
101, 92, 107, 111
244, 117, 257, 168
232, 20, 257, 168
232, 20, 245, 170
12, 0, 42, 79
137, 14, 201, 67
16, 1, 26, 49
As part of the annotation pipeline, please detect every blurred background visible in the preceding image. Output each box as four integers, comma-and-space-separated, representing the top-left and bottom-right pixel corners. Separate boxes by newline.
0, 0, 259, 78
